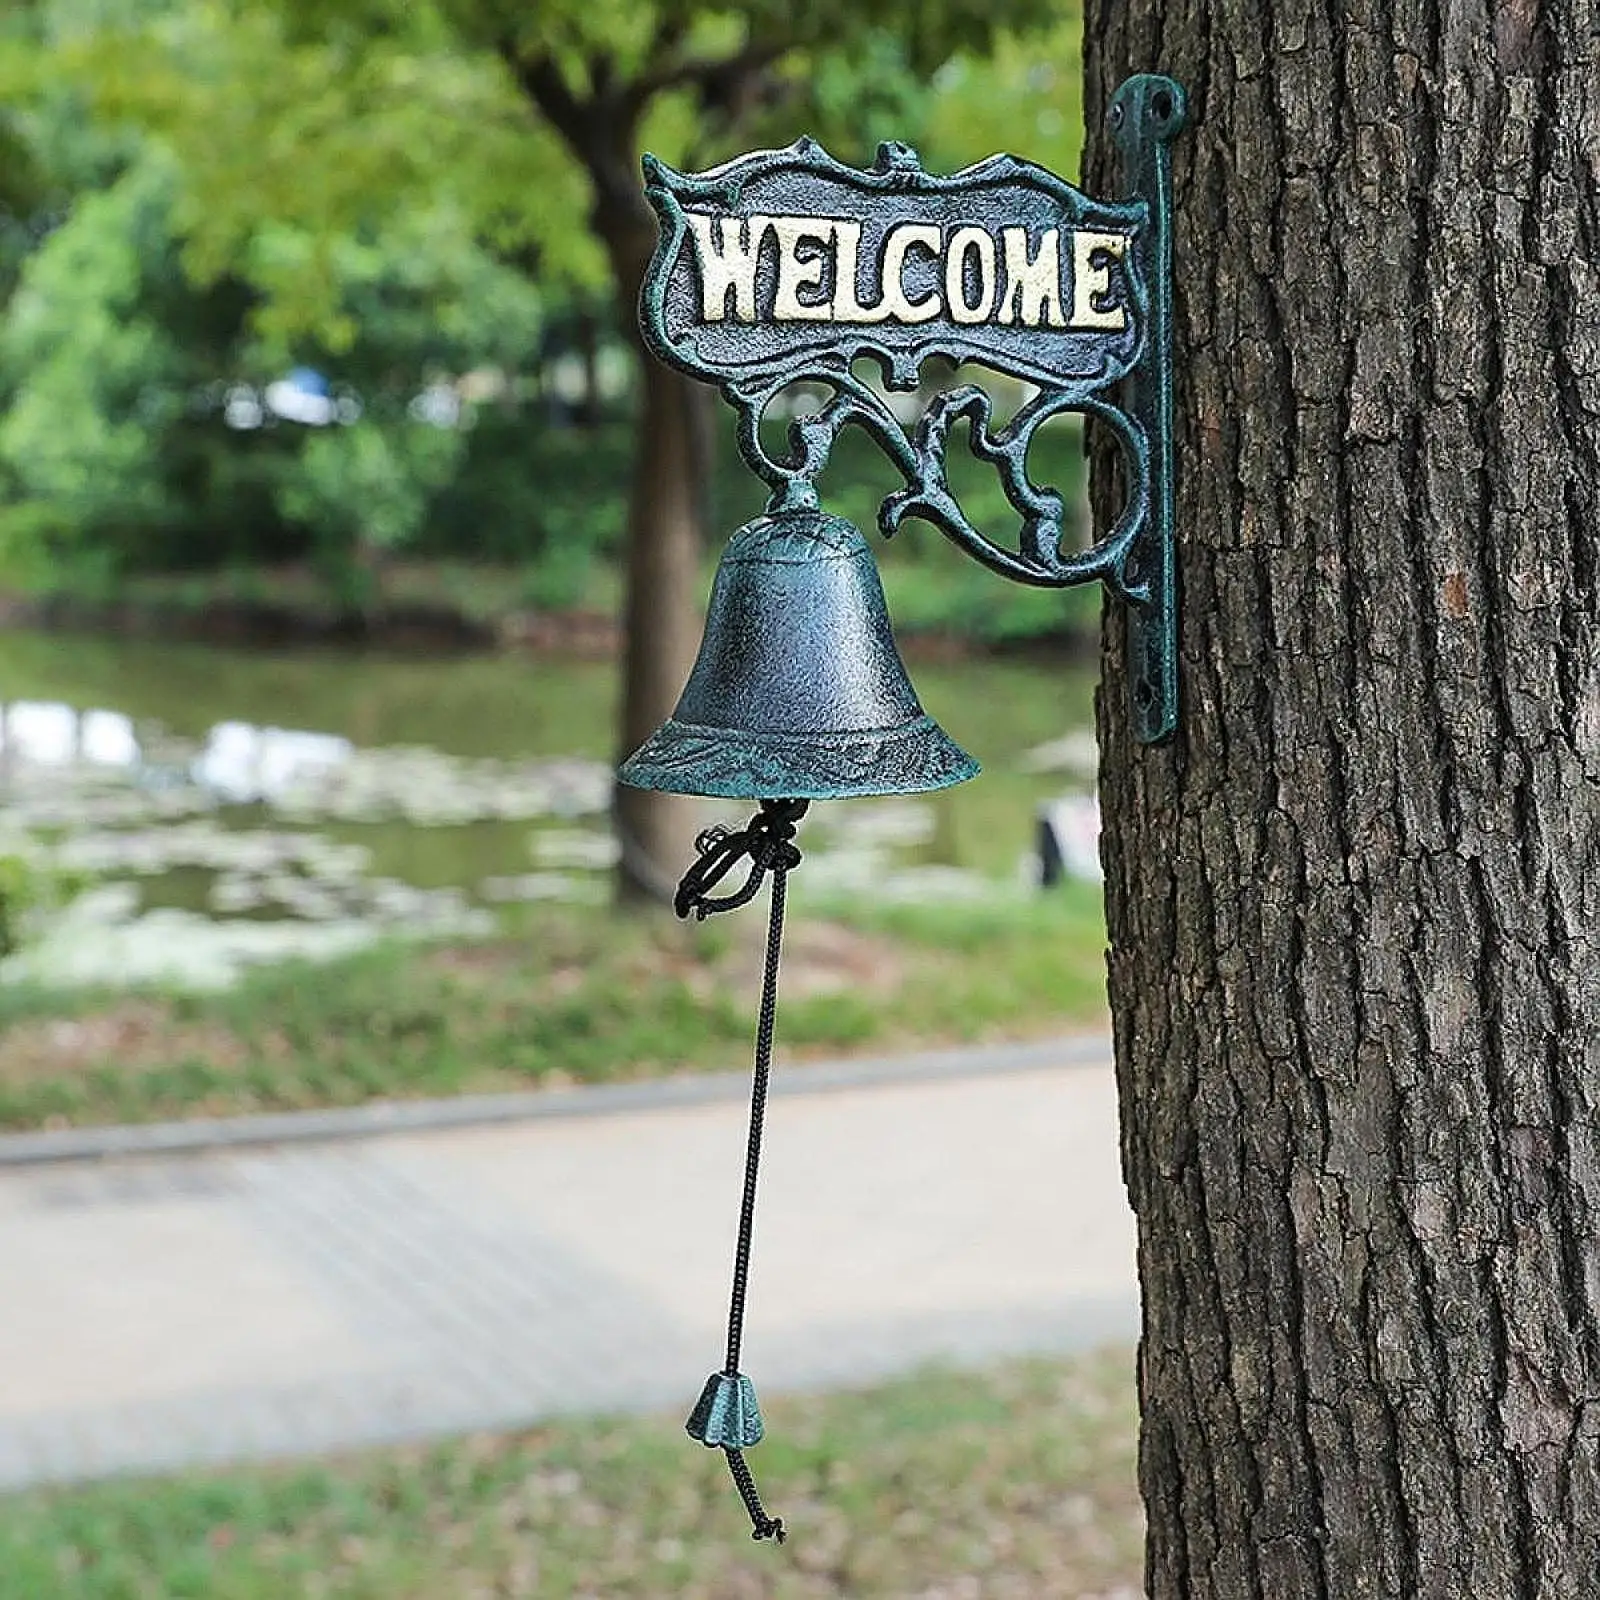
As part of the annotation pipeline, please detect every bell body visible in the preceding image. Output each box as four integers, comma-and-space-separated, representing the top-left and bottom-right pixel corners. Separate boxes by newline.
619, 509, 979, 800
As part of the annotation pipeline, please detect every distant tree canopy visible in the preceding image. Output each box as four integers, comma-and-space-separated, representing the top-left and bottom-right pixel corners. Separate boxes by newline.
0, 0, 1085, 589
4, 0, 1087, 896
0, 8, 553, 590
0, 131, 548, 593
12, 1, 1083, 340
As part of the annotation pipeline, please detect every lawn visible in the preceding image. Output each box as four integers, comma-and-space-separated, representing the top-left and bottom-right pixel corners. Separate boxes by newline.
0, 1347, 1143, 1600
0, 887, 1109, 1131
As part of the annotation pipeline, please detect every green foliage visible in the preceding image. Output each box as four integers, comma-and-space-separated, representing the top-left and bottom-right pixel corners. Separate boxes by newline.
0, 856, 38, 957
0, 60, 547, 589
0, 157, 179, 575
279, 423, 462, 604
0, 852, 87, 958
33, 0, 597, 347
0, 0, 1090, 626
20, 0, 1075, 338
737, 10, 1082, 175
921, 17, 1084, 178
0, 114, 47, 217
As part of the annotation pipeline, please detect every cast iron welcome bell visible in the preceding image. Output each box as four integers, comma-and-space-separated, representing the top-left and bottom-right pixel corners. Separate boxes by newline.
622, 509, 979, 799
618, 74, 1185, 1544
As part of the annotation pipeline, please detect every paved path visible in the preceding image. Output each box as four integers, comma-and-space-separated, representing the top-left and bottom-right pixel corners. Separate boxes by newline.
0, 1043, 1136, 1492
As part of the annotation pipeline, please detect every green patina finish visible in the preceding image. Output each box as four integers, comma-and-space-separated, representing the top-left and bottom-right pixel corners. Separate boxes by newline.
1110, 74, 1186, 743
622, 71, 1186, 781
618, 509, 978, 800
686, 1372, 766, 1449
614, 75, 1187, 1548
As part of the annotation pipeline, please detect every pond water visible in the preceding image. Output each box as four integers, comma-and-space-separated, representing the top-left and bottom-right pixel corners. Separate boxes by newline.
0, 630, 1099, 988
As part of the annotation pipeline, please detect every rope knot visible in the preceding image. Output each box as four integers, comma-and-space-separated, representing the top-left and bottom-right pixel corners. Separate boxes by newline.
674, 798, 809, 920
746, 826, 802, 875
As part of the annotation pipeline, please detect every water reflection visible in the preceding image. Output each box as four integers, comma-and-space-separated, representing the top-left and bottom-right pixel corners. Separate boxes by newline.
0, 697, 612, 987
194, 721, 353, 805
1, 701, 139, 768
0, 641, 1099, 990
1, 701, 361, 806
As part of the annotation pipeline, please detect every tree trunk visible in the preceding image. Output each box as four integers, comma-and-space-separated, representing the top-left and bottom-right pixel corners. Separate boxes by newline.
1084, 6, 1600, 1597
605, 225, 706, 904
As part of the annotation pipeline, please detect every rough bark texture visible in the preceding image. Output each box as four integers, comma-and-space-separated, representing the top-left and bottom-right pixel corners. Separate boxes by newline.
1083, 3, 1600, 1595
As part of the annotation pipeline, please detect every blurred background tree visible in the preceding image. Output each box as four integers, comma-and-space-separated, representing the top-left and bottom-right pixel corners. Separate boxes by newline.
1, 0, 1086, 900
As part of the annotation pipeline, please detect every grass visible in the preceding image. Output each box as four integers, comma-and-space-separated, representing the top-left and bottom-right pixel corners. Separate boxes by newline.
0, 887, 1108, 1131
0, 1347, 1142, 1599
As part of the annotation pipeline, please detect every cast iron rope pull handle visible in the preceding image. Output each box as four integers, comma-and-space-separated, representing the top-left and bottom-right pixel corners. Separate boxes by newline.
675, 796, 809, 1544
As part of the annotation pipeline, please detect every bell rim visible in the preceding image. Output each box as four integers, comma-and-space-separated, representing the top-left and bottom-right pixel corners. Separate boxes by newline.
617, 713, 980, 800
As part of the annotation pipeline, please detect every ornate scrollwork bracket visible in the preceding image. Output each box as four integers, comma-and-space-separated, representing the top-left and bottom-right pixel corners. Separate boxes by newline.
638, 74, 1186, 742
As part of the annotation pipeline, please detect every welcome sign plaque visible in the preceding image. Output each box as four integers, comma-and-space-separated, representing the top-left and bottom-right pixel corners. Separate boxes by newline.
639, 73, 1185, 742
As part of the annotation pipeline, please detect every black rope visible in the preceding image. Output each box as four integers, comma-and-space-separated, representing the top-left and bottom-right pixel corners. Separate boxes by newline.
675, 797, 807, 1545
674, 797, 807, 920
724, 861, 787, 1378
727, 1447, 786, 1543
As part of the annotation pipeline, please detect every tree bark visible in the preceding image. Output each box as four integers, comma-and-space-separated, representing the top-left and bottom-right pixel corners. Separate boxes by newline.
1083, 5, 1600, 1597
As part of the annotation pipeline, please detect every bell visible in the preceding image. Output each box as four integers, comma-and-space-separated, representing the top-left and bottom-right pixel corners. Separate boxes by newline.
619, 508, 978, 799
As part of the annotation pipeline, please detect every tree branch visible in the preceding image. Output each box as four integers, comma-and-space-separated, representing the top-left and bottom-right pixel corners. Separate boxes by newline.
648, 13, 690, 68
624, 38, 789, 114
497, 29, 796, 253
500, 44, 590, 155
496, 42, 649, 245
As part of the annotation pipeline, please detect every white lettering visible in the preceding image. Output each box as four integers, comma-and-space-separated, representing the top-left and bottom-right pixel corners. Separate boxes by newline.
771, 216, 835, 320
998, 228, 1066, 328
945, 226, 997, 325
686, 212, 769, 323
1070, 230, 1128, 331
879, 223, 943, 323
683, 212, 1134, 332
831, 219, 890, 323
